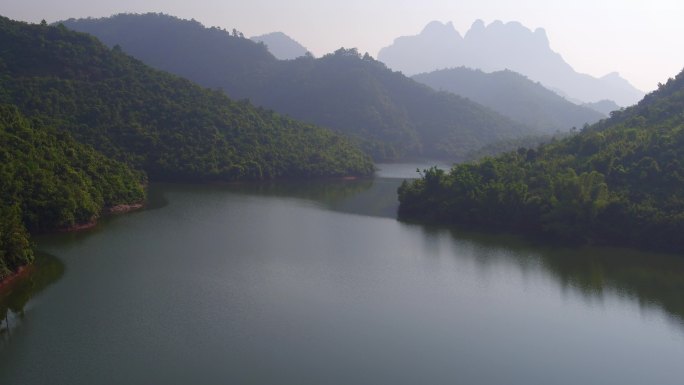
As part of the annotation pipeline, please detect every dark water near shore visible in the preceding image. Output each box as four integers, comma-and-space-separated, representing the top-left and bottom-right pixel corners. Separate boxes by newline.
1, 163, 683, 384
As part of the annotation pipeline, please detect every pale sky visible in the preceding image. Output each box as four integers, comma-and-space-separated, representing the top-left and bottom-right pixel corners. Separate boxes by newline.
3, 0, 683, 92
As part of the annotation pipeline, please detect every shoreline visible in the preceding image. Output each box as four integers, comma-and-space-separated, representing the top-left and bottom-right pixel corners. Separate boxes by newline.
196, 174, 372, 186
57, 202, 146, 233
59, 220, 98, 232
0, 265, 34, 294
107, 203, 144, 214
1, 201, 146, 287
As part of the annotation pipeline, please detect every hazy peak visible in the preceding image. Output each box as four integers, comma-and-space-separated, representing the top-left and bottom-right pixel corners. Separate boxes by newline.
534, 27, 547, 37
378, 19, 645, 106
582, 99, 621, 115
250, 31, 309, 60
601, 71, 621, 80
257, 31, 287, 38
421, 20, 461, 39
465, 19, 546, 45
490, 20, 506, 28
471, 19, 486, 31
598, 71, 637, 91
533, 28, 549, 46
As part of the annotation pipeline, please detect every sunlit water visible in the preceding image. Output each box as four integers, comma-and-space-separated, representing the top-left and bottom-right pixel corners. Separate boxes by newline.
1, 164, 683, 384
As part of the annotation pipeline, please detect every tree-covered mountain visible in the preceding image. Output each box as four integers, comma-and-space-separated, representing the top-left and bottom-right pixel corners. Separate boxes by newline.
62, 13, 536, 161
0, 15, 374, 281
60, 14, 278, 101
1, 16, 373, 180
413, 67, 605, 132
245, 48, 533, 160
398, 68, 684, 253
378, 20, 644, 106
0, 105, 145, 280
251, 31, 309, 60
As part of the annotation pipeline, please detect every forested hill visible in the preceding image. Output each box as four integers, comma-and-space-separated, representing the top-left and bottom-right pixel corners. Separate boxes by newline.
398, 68, 684, 253
61, 13, 277, 99
0, 105, 145, 280
248, 49, 531, 160
62, 13, 536, 161
0, 16, 373, 181
413, 67, 605, 132
0, 16, 373, 281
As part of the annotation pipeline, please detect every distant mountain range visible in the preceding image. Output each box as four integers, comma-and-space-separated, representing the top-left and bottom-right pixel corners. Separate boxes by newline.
413, 67, 605, 132
251, 32, 309, 60
378, 20, 645, 106
62, 13, 541, 161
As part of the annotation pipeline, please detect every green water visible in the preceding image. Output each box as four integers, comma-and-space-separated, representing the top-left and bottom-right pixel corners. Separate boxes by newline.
1, 164, 683, 384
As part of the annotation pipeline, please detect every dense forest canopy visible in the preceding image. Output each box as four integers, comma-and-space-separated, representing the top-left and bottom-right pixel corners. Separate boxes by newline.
62, 13, 539, 161
399, 68, 684, 253
0, 105, 145, 280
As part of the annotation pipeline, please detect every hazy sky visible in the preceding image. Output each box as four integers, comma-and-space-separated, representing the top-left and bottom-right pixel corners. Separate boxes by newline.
3, 0, 683, 92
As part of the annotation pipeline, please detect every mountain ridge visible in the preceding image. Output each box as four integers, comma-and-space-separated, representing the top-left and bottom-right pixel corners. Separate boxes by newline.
251, 31, 309, 60
412, 67, 605, 132
62, 13, 540, 161
378, 19, 644, 106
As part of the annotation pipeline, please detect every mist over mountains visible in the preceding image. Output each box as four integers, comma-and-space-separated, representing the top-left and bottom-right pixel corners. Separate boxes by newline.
251, 32, 309, 60
62, 13, 538, 161
379, 20, 645, 106
582, 99, 621, 116
413, 67, 605, 132
60, 14, 277, 99
0, 16, 372, 181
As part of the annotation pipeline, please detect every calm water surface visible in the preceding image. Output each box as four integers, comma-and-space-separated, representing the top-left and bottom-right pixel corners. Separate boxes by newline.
1, 163, 683, 384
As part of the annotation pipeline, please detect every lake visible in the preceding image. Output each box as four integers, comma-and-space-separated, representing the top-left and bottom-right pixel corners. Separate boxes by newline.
1, 163, 683, 384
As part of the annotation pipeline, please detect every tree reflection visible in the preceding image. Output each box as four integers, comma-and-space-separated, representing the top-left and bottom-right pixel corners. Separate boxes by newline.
413, 224, 684, 328
1, 253, 65, 336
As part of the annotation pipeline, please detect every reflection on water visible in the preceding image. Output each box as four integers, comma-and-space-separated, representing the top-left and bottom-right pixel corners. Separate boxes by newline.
155, 175, 684, 330
539, 245, 684, 326
414, 225, 684, 329
180, 175, 684, 330
213, 178, 400, 218
0, 253, 64, 337
8, 178, 684, 326
2, 169, 684, 384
